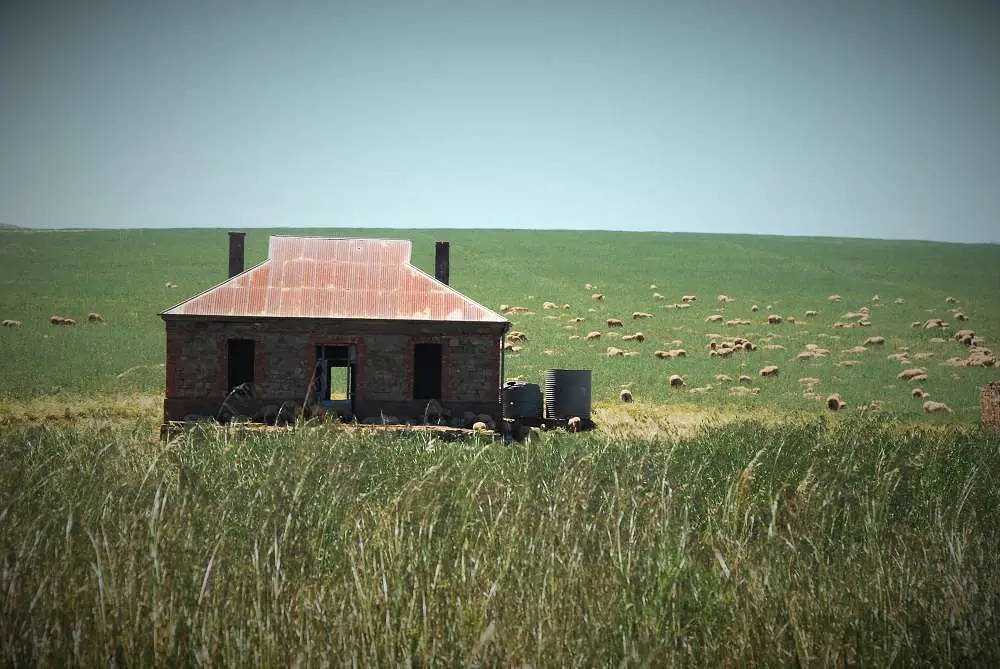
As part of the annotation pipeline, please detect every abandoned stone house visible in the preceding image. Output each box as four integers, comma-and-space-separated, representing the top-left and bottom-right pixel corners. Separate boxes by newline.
160, 233, 509, 423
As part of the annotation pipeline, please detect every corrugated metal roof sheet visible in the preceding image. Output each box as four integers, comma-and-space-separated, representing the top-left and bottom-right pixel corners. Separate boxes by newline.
162, 237, 507, 322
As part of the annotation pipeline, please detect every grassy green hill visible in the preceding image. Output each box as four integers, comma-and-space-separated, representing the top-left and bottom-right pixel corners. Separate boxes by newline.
1, 228, 997, 421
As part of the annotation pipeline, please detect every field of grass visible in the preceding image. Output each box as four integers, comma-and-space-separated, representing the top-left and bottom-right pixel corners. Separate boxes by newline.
2, 228, 1000, 664
2, 415, 999, 665
1, 227, 997, 422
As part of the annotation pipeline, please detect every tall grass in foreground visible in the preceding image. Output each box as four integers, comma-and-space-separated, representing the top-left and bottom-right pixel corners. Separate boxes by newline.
2, 418, 999, 666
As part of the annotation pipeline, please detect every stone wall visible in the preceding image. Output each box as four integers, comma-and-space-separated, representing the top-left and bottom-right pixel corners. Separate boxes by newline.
163, 317, 505, 422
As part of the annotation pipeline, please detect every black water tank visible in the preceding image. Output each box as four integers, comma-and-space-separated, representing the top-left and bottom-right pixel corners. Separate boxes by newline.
544, 369, 592, 421
502, 381, 543, 420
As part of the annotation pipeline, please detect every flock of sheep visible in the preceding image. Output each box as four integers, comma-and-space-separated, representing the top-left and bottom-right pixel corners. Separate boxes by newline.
500, 284, 995, 419
2, 312, 105, 327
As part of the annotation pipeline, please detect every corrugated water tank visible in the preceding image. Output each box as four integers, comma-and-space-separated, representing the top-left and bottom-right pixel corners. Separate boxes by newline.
544, 369, 592, 421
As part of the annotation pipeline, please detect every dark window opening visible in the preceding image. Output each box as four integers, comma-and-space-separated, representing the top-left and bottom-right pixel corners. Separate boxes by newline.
316, 345, 355, 405
413, 343, 442, 400
227, 339, 255, 392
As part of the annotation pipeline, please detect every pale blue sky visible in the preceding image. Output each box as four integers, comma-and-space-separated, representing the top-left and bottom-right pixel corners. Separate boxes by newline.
1, 1, 998, 243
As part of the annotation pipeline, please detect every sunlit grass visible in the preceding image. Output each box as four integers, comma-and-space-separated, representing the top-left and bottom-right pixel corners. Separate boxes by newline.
2, 416, 998, 665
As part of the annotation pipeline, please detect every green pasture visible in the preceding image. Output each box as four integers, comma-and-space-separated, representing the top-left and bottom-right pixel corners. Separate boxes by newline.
0, 228, 997, 421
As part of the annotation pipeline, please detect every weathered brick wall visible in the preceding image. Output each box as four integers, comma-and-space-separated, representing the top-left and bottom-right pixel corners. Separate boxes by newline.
163, 318, 504, 421
449, 335, 501, 402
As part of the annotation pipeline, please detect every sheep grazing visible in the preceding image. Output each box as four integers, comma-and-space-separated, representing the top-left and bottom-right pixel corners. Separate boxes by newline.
584, 283, 593, 290
894, 297, 905, 304
954, 312, 967, 321
472, 421, 489, 432
567, 416, 582, 432
669, 374, 685, 387
706, 314, 723, 323
796, 351, 815, 361
652, 292, 665, 300
681, 295, 697, 303
871, 294, 880, 302
670, 348, 687, 357
632, 311, 653, 319
87, 312, 104, 323
767, 314, 783, 324
507, 331, 527, 342
653, 350, 671, 359
751, 304, 758, 312
923, 400, 953, 414
649, 284, 657, 290
606, 346, 626, 357
738, 374, 753, 384
828, 294, 841, 302
805, 310, 818, 317
164, 281, 178, 288
585, 331, 601, 341
759, 365, 780, 377
842, 345, 868, 354
787, 316, 797, 324
863, 336, 885, 346
897, 367, 927, 381
619, 389, 634, 403
945, 296, 959, 304
50, 316, 76, 326
607, 318, 624, 328
563, 304, 571, 310
591, 293, 605, 301
717, 294, 735, 303
923, 318, 948, 330
729, 386, 760, 397
912, 388, 928, 399
568, 317, 585, 324
953, 329, 976, 346
542, 301, 558, 310
826, 393, 846, 411
715, 374, 734, 382
621, 332, 645, 342
2, 319, 22, 327
687, 385, 714, 394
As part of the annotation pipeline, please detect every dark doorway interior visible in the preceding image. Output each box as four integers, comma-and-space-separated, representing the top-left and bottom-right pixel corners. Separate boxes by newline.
413, 343, 442, 400
316, 345, 355, 412
227, 339, 255, 391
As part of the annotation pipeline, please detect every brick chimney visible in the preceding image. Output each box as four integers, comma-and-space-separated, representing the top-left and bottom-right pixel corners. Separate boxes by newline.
435, 241, 450, 285
228, 232, 246, 278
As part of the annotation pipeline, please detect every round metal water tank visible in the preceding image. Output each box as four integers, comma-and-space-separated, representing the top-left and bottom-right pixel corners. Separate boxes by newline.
544, 369, 592, 421
502, 381, 543, 420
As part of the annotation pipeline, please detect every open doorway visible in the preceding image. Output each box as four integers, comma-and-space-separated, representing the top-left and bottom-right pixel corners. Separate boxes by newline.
413, 343, 442, 400
227, 339, 255, 392
316, 345, 356, 415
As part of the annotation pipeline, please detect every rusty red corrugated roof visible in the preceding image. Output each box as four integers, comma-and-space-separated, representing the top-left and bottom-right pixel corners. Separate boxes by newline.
161, 237, 507, 322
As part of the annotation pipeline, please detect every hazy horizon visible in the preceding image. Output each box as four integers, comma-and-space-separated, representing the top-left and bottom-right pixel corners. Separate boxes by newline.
2, 2, 998, 244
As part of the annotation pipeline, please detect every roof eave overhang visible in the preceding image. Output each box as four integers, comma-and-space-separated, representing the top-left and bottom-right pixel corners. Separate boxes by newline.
160, 313, 509, 329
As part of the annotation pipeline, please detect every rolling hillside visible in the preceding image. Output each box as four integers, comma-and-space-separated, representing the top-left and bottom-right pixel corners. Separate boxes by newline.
1, 228, 997, 421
